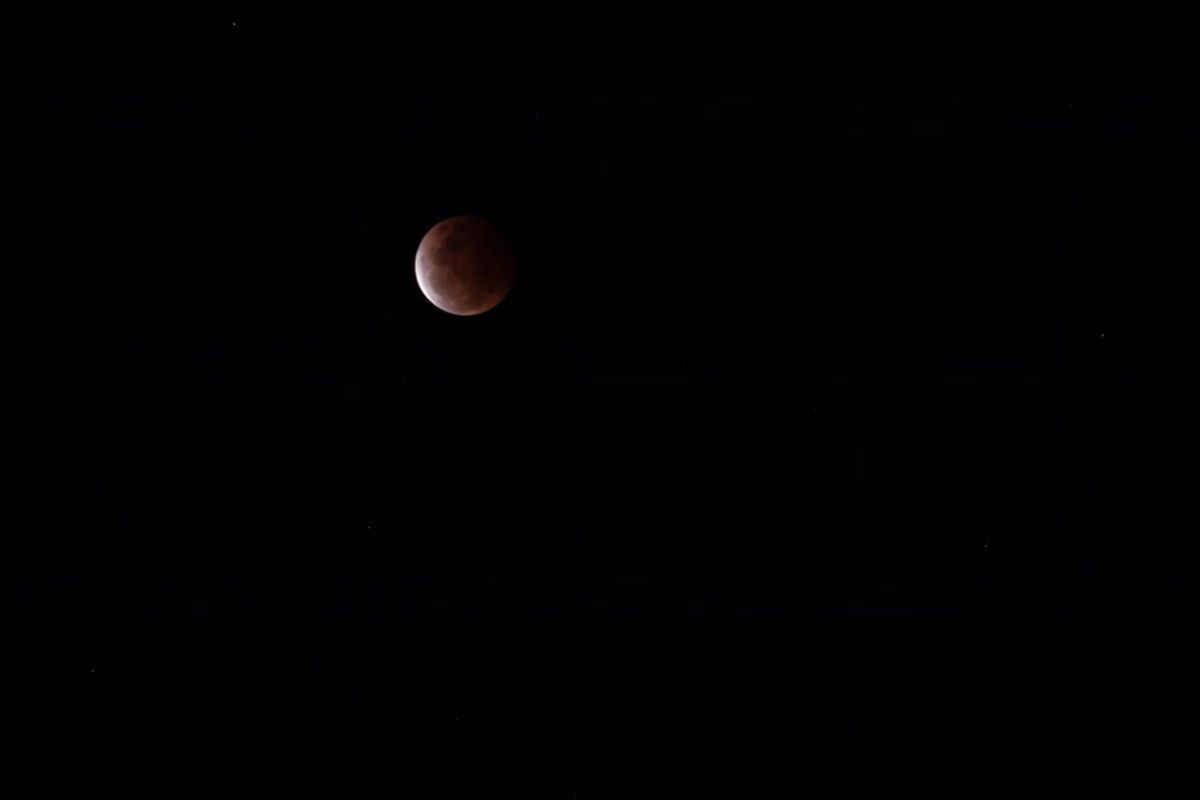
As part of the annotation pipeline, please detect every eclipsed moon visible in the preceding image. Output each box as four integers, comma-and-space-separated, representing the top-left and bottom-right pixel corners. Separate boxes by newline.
415, 215, 515, 316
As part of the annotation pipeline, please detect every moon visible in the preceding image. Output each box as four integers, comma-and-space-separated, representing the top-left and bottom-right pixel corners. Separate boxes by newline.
415, 215, 516, 316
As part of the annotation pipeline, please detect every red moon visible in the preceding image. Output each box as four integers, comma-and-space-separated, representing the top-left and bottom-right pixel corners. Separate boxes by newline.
414, 215, 516, 316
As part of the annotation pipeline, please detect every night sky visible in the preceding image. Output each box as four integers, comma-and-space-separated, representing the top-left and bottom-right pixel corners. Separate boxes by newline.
4, 8, 1194, 796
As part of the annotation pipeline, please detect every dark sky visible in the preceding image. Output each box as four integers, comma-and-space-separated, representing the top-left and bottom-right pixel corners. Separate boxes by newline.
3, 7, 1194, 796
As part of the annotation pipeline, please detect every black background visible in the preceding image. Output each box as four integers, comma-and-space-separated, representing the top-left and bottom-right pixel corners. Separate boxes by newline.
3, 7, 1194, 796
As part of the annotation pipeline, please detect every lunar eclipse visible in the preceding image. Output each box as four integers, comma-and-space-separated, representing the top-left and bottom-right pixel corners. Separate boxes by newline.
415, 215, 516, 316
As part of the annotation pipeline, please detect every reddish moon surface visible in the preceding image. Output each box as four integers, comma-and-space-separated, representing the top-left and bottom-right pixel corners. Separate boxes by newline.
414, 215, 516, 316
